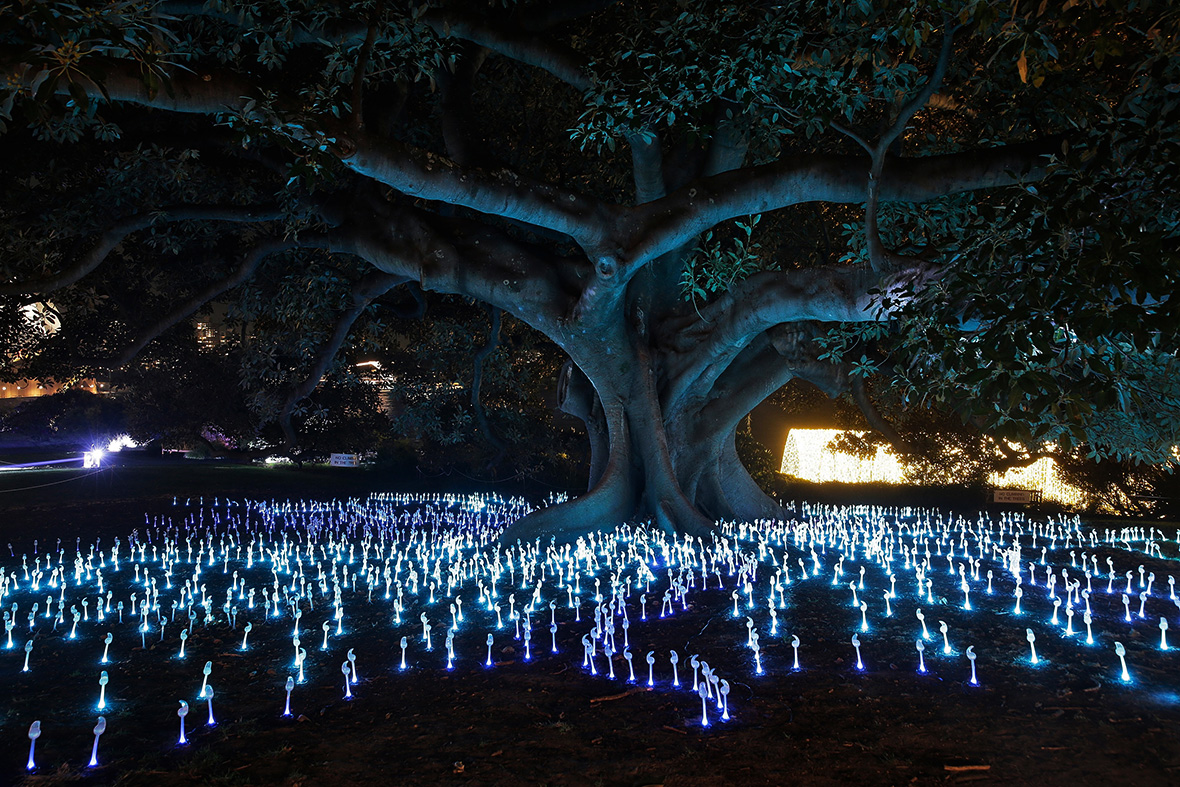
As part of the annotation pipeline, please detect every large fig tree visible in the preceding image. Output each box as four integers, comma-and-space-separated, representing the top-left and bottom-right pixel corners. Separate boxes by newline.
1, 0, 1176, 539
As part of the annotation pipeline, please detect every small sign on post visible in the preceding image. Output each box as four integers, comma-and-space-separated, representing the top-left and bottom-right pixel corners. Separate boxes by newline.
329, 453, 359, 468
993, 489, 1033, 504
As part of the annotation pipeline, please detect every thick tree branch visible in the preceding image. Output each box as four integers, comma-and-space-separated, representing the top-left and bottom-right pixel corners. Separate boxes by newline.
350, 15, 380, 130
336, 201, 581, 341
833, 22, 961, 272
702, 112, 749, 178
622, 139, 1058, 275
12, 58, 616, 253
0, 204, 284, 297
694, 337, 793, 429
278, 268, 407, 451
695, 326, 846, 433
628, 131, 666, 205
422, 11, 593, 91
661, 265, 898, 411
347, 134, 614, 249
114, 233, 340, 366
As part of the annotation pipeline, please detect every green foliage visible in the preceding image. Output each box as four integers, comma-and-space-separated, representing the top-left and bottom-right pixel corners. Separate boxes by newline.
883, 64, 1180, 463
570, 0, 954, 153
804, 0, 1180, 467
0, 0, 184, 138
680, 214, 763, 304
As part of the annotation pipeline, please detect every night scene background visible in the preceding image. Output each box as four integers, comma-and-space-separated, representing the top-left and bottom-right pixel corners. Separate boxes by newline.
1, 1, 1179, 784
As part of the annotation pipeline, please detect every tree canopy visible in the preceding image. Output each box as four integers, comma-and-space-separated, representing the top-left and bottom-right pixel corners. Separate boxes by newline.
1, 0, 1177, 538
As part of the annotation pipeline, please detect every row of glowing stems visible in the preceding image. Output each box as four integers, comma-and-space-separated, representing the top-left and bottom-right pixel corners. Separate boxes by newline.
9, 497, 1180, 755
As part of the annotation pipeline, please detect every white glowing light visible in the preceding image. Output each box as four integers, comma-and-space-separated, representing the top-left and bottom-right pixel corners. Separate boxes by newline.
987, 456, 1087, 508
106, 435, 138, 453
27, 721, 40, 770
1115, 641, 1131, 682
779, 429, 1091, 508
177, 701, 189, 744
89, 717, 106, 767
780, 429, 906, 485
4, 489, 1175, 763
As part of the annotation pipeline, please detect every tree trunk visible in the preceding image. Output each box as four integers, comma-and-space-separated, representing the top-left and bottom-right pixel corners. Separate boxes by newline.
501, 307, 791, 542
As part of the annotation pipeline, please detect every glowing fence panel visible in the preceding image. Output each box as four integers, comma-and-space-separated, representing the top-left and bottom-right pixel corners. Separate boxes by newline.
779, 429, 906, 484
986, 458, 1088, 508
780, 428, 1091, 508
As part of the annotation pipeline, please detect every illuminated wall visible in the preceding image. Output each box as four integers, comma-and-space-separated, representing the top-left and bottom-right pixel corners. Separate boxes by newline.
780, 429, 906, 484
780, 428, 1090, 508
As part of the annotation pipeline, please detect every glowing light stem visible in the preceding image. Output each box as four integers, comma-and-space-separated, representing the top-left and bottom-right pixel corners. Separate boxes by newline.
27, 721, 40, 770
283, 676, 294, 717
177, 701, 189, 744
88, 717, 105, 767
199, 661, 212, 698
1115, 641, 1130, 682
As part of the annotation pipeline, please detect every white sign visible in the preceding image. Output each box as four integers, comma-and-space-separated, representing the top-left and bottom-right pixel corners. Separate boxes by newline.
329, 453, 359, 467
994, 489, 1033, 504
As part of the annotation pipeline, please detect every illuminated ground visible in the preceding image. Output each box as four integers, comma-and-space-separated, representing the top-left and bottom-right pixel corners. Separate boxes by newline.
2, 481, 1180, 785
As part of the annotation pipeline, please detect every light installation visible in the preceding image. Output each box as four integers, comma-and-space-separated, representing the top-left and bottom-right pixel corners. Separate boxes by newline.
779, 429, 1090, 507
0, 492, 1175, 773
